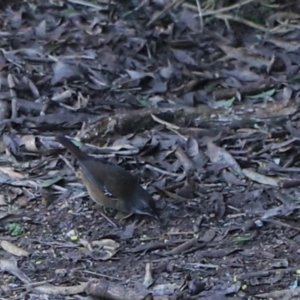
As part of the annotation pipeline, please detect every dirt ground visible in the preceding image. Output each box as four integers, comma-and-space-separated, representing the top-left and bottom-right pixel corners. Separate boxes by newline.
1, 1, 300, 299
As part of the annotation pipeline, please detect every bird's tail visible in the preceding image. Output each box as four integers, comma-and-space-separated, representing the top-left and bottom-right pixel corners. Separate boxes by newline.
55, 135, 87, 160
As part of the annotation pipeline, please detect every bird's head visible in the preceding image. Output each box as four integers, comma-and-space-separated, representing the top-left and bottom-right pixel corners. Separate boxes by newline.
131, 188, 159, 220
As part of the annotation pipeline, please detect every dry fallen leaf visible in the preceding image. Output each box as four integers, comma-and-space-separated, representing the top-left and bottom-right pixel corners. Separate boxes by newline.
0, 258, 31, 284
206, 142, 244, 178
31, 283, 87, 295
243, 169, 279, 186
1, 240, 29, 257
0, 167, 24, 179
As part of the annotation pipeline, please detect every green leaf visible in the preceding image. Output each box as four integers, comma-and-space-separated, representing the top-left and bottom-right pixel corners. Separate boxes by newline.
214, 97, 235, 108
7, 223, 23, 236
138, 98, 151, 107
63, 8, 78, 17
234, 235, 252, 243
38, 176, 63, 188
249, 89, 275, 99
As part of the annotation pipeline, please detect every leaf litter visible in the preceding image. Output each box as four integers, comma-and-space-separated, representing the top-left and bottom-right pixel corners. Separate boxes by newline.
1, 0, 300, 299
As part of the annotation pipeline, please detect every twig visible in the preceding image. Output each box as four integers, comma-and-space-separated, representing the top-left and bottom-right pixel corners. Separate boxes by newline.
195, 0, 203, 31
146, 0, 185, 27
145, 164, 179, 178
216, 13, 270, 32
7, 74, 17, 119
184, 0, 256, 17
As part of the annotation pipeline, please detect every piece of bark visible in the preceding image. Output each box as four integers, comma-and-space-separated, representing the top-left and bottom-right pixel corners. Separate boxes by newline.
85, 278, 151, 300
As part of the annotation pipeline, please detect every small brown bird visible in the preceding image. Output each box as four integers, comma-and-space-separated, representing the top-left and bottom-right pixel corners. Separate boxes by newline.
55, 135, 158, 220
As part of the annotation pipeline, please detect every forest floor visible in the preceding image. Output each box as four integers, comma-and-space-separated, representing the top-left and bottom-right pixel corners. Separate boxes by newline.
1, 1, 300, 299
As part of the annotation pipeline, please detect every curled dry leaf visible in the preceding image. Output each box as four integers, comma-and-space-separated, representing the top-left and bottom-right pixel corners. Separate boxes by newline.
90, 239, 120, 261
91, 239, 120, 251
143, 262, 154, 288
21, 135, 38, 152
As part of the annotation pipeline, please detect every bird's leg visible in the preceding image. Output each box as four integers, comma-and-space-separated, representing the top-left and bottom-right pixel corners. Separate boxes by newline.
97, 206, 119, 228
121, 212, 134, 220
